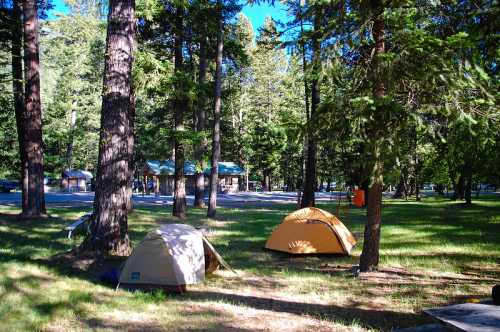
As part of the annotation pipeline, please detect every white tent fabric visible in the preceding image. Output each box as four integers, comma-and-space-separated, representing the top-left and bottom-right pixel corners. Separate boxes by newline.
119, 224, 205, 286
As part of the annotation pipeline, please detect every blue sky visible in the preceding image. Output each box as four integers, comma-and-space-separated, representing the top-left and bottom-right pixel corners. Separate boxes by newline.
241, 2, 288, 31
48, 0, 289, 32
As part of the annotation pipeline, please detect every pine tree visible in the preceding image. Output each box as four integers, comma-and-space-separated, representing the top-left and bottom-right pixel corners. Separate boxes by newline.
193, 7, 208, 208
85, 0, 135, 255
301, 6, 321, 208
22, 0, 46, 217
172, 3, 187, 218
359, 0, 386, 272
207, 0, 223, 218
11, 0, 29, 213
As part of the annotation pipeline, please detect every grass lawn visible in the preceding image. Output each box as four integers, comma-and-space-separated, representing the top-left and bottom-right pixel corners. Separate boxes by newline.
0, 196, 499, 331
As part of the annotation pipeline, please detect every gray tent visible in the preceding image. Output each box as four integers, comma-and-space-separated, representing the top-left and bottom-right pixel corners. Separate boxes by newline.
119, 224, 232, 291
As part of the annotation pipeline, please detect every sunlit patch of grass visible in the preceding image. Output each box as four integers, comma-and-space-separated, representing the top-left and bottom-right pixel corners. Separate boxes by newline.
0, 196, 499, 331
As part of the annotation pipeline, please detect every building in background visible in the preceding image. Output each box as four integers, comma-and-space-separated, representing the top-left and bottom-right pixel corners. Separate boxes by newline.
61, 169, 93, 192
142, 160, 245, 195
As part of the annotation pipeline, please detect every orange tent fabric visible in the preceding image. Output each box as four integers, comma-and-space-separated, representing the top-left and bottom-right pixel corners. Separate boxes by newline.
265, 207, 357, 255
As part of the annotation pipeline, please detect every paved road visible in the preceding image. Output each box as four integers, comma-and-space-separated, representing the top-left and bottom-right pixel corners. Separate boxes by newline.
0, 191, 346, 208
2, 190, 495, 209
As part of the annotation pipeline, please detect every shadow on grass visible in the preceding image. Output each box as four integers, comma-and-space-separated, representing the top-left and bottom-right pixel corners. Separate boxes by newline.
1, 199, 499, 331
184, 290, 429, 331
0, 270, 110, 330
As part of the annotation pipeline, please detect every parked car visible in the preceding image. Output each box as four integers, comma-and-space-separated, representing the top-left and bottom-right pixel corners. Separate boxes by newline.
133, 180, 144, 192
478, 183, 496, 191
423, 183, 435, 190
0, 179, 18, 193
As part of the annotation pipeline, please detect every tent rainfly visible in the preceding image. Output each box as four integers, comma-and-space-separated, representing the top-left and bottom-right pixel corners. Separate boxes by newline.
119, 224, 232, 292
265, 207, 357, 255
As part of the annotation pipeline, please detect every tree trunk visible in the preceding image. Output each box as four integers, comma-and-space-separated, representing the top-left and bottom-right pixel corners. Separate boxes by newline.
142, 174, 146, 195
360, 2, 385, 272
414, 126, 420, 201
126, 84, 136, 212
65, 108, 77, 170
194, 34, 208, 208
301, 8, 321, 208
298, 4, 309, 121
360, 169, 383, 271
407, 175, 415, 197
262, 170, 271, 191
245, 168, 249, 191
172, 6, 187, 218
361, 179, 370, 206
22, 0, 46, 217
464, 169, 472, 206
415, 174, 420, 201
298, 5, 309, 207
436, 183, 444, 195
11, 0, 29, 214
154, 176, 159, 196
84, 0, 135, 256
454, 174, 465, 200
393, 173, 406, 199
207, 0, 223, 218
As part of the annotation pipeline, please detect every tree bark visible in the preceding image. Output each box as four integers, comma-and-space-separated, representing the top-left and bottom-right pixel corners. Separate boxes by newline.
301, 8, 321, 208
393, 170, 408, 199
414, 171, 420, 201
126, 84, 136, 212
414, 126, 420, 201
65, 108, 76, 170
464, 168, 472, 206
297, 5, 309, 206
207, 0, 223, 218
262, 170, 271, 191
245, 168, 249, 191
172, 5, 187, 218
194, 34, 208, 208
11, 0, 29, 214
360, 2, 385, 272
360, 178, 370, 206
22, 0, 46, 217
298, 4, 310, 121
84, 0, 135, 256
454, 174, 465, 200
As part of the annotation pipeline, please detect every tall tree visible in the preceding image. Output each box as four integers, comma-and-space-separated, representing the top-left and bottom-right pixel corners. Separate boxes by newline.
359, 0, 386, 272
40, 15, 105, 177
172, 3, 187, 218
126, 84, 135, 212
85, 0, 135, 255
207, 0, 223, 218
193, 32, 208, 208
11, 0, 28, 213
251, 123, 286, 191
301, 6, 321, 208
22, 0, 46, 217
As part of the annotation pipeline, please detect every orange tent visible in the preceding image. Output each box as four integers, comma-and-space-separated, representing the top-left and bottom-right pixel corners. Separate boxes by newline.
265, 207, 356, 255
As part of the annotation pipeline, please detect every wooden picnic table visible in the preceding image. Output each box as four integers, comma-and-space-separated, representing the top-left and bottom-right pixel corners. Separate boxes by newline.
424, 302, 500, 332
65, 212, 92, 239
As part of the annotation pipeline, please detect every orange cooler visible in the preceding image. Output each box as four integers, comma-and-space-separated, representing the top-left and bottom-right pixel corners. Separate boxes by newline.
353, 189, 365, 207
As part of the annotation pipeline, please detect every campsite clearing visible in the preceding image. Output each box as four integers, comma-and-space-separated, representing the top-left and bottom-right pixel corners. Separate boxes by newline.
0, 197, 499, 331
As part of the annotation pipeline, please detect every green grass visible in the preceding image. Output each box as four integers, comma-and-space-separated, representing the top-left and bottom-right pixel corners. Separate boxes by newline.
0, 196, 499, 331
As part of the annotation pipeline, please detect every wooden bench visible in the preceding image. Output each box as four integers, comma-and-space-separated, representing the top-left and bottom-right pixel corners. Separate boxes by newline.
65, 212, 92, 239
